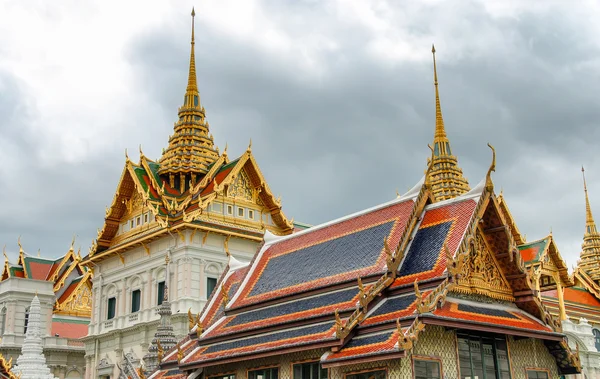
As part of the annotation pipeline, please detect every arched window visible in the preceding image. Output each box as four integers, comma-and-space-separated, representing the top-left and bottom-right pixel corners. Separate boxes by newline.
24, 306, 30, 334
0, 307, 6, 335
593, 329, 600, 352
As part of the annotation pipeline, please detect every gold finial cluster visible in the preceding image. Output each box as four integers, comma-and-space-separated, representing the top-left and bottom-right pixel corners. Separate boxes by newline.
578, 167, 600, 281
426, 45, 470, 202
158, 7, 219, 187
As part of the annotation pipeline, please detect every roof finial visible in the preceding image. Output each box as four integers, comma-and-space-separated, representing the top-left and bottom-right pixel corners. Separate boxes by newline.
187, 7, 198, 95
432, 44, 446, 142
583, 166, 595, 227
426, 45, 470, 201
578, 166, 600, 281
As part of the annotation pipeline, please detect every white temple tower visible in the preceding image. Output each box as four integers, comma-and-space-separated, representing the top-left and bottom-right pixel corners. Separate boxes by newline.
12, 295, 58, 379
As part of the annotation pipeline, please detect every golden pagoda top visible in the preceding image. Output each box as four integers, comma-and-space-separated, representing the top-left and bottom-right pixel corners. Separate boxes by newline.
158, 8, 219, 187
578, 167, 600, 281
426, 45, 470, 201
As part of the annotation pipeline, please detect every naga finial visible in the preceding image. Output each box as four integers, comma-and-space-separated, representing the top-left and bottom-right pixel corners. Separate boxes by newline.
485, 143, 496, 190
125, 148, 129, 161
2, 245, 7, 261
247, 138, 252, 152
188, 308, 195, 330
156, 339, 164, 361
70, 234, 76, 251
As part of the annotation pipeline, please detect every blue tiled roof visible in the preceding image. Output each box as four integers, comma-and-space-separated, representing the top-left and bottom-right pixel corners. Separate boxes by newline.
457, 304, 519, 319
398, 221, 452, 277
203, 322, 333, 354
249, 221, 395, 296
368, 294, 416, 318
227, 287, 358, 327
342, 332, 390, 349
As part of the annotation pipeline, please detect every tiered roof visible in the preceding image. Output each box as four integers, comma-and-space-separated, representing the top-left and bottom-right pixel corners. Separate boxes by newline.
1, 238, 92, 319
85, 10, 294, 264
577, 167, 600, 281
150, 170, 580, 377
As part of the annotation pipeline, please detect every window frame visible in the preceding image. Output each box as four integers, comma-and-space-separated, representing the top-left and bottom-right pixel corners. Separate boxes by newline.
238, 207, 245, 217
247, 365, 279, 379
593, 328, 600, 351
290, 359, 328, 379
525, 369, 550, 379
131, 289, 141, 313
107, 297, 117, 320
412, 356, 442, 379
248, 209, 255, 220
457, 332, 511, 379
207, 277, 218, 298
24, 306, 30, 334
343, 368, 387, 379
157, 281, 165, 305
227, 204, 233, 215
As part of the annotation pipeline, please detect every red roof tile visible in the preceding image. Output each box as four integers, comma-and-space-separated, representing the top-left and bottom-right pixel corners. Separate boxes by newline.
51, 320, 88, 339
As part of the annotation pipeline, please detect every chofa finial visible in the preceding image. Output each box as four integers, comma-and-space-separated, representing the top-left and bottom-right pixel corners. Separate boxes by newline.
485, 143, 496, 190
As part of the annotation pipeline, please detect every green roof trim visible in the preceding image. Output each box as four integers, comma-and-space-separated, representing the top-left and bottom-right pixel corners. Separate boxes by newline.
517, 238, 549, 263
52, 317, 90, 325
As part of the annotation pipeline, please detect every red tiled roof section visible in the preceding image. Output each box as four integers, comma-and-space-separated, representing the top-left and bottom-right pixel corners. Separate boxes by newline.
200, 164, 236, 196
322, 329, 400, 363
51, 320, 88, 339
519, 247, 540, 263
201, 266, 249, 328
434, 301, 552, 332
547, 288, 600, 308
27, 261, 54, 280
230, 199, 416, 309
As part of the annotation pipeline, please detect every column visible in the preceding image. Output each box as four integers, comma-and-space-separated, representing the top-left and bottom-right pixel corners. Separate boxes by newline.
120, 278, 127, 317
6, 300, 16, 334
557, 279, 568, 321
199, 259, 206, 301
45, 301, 53, 336
173, 259, 180, 301
145, 270, 152, 315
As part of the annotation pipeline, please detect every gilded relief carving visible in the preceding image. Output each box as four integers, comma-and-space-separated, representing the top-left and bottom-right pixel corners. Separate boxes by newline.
227, 170, 253, 202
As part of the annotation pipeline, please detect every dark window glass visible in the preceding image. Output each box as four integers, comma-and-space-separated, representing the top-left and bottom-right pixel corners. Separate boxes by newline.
157, 281, 165, 305
593, 329, 600, 351
207, 277, 218, 298
248, 368, 278, 379
414, 360, 440, 379
293, 362, 327, 379
24, 307, 30, 334
458, 333, 511, 379
526, 371, 548, 379
131, 289, 141, 313
346, 370, 386, 379
107, 297, 116, 320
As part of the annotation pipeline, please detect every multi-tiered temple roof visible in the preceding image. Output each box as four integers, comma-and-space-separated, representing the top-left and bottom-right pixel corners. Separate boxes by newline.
577, 167, 600, 281
86, 9, 295, 265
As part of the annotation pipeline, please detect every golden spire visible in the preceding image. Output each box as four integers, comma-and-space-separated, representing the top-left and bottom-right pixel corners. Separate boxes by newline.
426, 45, 470, 201
578, 167, 600, 282
158, 8, 219, 186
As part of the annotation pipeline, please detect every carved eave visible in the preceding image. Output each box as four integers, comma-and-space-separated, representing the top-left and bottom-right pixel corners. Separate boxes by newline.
497, 193, 526, 245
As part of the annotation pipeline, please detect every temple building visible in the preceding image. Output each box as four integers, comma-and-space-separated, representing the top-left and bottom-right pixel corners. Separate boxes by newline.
80, 9, 300, 379
0, 239, 90, 379
145, 45, 581, 379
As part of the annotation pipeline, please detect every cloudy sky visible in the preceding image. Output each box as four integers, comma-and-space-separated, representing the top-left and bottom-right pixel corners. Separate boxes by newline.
1, 0, 599, 268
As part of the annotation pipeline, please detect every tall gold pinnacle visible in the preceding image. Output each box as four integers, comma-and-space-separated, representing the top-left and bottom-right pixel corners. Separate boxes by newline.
432, 44, 447, 143
426, 45, 470, 202
578, 167, 600, 282
158, 8, 219, 184
187, 7, 198, 95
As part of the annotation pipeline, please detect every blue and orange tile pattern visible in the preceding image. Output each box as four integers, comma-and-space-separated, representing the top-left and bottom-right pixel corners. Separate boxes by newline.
322, 329, 401, 364
392, 198, 477, 287
230, 199, 417, 309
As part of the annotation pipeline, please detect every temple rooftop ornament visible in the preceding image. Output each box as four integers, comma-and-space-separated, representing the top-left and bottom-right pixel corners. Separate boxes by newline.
578, 167, 600, 282
158, 7, 219, 187
426, 45, 470, 202
12, 295, 58, 379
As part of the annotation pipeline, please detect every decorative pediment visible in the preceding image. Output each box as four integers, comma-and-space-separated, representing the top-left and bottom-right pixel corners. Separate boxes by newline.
55, 274, 92, 317
453, 230, 514, 301
227, 169, 253, 202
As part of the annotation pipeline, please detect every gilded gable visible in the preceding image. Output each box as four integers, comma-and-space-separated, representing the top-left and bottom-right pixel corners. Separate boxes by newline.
227, 169, 254, 202
454, 230, 514, 301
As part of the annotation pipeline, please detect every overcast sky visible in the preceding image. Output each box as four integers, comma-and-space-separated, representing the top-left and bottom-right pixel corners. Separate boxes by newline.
1, 0, 599, 269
